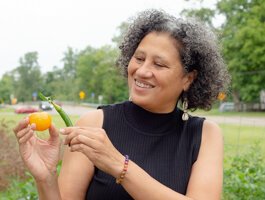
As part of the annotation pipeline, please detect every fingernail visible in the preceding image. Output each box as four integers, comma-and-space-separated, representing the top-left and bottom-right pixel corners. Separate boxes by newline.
30, 123, 36, 129
60, 128, 65, 134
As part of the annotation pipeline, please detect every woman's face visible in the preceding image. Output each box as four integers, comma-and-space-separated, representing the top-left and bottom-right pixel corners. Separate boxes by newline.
128, 31, 193, 113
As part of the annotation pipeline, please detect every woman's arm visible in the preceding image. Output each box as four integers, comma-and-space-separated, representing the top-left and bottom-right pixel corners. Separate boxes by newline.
186, 120, 223, 199
120, 119, 223, 200
58, 110, 103, 199
13, 117, 62, 200
36, 172, 61, 200
63, 114, 223, 200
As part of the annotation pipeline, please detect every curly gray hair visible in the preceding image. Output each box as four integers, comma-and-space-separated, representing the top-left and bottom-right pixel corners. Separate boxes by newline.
117, 9, 230, 110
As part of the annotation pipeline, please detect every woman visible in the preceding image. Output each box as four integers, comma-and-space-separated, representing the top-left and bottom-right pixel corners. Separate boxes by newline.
13, 9, 230, 200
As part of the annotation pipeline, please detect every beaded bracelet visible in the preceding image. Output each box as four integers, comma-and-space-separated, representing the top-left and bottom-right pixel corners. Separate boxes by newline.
116, 155, 129, 184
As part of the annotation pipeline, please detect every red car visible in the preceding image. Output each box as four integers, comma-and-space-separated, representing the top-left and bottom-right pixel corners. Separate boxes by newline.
15, 106, 39, 114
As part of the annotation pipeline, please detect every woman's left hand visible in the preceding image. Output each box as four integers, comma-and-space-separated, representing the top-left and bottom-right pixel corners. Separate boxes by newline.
60, 127, 124, 178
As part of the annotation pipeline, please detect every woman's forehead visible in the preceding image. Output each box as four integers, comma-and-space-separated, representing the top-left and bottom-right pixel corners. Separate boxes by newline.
136, 32, 181, 59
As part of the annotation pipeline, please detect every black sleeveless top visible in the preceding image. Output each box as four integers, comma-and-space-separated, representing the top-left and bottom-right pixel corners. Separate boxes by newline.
86, 101, 204, 200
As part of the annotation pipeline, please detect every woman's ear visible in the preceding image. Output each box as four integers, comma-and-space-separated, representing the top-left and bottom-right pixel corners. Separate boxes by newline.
183, 70, 197, 91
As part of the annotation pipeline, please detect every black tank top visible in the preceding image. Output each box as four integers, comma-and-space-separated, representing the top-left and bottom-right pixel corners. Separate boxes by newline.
86, 101, 204, 200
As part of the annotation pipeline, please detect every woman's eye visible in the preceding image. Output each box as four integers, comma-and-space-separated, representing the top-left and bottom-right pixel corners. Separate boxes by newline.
155, 63, 167, 68
135, 56, 144, 62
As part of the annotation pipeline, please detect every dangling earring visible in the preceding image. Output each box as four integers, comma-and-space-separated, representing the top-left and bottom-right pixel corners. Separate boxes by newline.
182, 94, 189, 121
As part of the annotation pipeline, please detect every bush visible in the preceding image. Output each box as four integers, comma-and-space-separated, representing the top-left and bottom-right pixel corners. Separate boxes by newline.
0, 172, 38, 200
223, 143, 265, 200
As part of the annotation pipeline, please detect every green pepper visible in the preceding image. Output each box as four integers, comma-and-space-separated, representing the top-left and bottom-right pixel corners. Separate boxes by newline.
38, 92, 73, 127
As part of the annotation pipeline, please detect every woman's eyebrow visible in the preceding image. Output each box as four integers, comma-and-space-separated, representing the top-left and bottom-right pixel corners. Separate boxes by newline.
134, 49, 145, 55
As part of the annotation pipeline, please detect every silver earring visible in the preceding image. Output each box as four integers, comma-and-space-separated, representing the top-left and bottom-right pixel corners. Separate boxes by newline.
182, 97, 189, 121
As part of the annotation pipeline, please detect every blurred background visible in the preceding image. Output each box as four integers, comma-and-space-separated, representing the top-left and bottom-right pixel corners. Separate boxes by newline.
0, 0, 264, 199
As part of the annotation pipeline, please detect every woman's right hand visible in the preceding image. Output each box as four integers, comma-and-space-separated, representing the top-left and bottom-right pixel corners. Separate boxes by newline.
13, 117, 61, 182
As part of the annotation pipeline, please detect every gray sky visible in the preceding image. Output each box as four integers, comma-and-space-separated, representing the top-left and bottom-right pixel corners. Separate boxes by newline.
0, 0, 218, 78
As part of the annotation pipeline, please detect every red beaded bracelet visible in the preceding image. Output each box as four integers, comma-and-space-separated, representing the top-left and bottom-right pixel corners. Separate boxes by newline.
116, 155, 129, 184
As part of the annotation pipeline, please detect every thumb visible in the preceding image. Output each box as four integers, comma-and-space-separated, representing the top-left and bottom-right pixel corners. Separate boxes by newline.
48, 123, 60, 144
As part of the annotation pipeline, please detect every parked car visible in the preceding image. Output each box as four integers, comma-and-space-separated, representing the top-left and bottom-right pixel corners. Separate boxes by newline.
219, 102, 235, 112
15, 106, 39, 114
39, 101, 53, 111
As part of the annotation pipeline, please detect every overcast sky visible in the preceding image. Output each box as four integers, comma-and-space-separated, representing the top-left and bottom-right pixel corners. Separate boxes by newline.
0, 0, 217, 78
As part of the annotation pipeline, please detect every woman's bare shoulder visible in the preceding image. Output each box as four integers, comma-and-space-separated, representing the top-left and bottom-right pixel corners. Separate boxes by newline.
202, 119, 223, 143
76, 109, 104, 128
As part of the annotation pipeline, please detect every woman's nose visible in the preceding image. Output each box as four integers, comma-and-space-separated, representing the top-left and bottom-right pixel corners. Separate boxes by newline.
136, 61, 153, 78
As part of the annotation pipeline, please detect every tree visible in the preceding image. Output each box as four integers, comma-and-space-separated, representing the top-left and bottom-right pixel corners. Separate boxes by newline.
42, 47, 79, 101
56, 47, 79, 101
13, 52, 43, 102
112, 22, 129, 46
61, 47, 78, 78
181, 0, 265, 104
181, 7, 215, 27
76, 45, 127, 103
0, 72, 14, 104
41, 66, 64, 100
217, 0, 265, 103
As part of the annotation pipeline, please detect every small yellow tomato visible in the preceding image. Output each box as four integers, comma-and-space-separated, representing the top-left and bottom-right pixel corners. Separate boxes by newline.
29, 112, 52, 131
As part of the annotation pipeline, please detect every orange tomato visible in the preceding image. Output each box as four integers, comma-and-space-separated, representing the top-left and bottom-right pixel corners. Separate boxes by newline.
29, 112, 52, 131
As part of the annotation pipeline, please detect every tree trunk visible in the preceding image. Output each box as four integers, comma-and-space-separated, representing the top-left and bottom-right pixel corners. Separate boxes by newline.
232, 90, 241, 111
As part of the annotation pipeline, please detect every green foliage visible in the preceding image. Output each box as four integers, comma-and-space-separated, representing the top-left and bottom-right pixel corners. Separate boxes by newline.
0, 163, 63, 200
76, 45, 128, 103
217, 0, 265, 102
181, 0, 265, 104
61, 47, 78, 79
0, 172, 38, 200
1, 44, 128, 104
0, 73, 14, 104
181, 7, 215, 27
13, 52, 43, 102
223, 143, 265, 200
43, 47, 79, 101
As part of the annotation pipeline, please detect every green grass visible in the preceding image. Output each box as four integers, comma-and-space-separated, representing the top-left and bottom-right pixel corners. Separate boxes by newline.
219, 123, 265, 167
221, 123, 265, 145
0, 107, 15, 113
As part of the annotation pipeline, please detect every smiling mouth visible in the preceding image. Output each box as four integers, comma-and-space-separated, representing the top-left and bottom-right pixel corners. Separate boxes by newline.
135, 79, 154, 89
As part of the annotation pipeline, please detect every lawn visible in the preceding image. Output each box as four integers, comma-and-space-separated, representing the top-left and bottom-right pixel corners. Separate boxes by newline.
220, 123, 265, 168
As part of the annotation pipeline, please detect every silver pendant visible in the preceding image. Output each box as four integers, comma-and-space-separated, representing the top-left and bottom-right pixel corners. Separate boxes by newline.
182, 112, 189, 121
